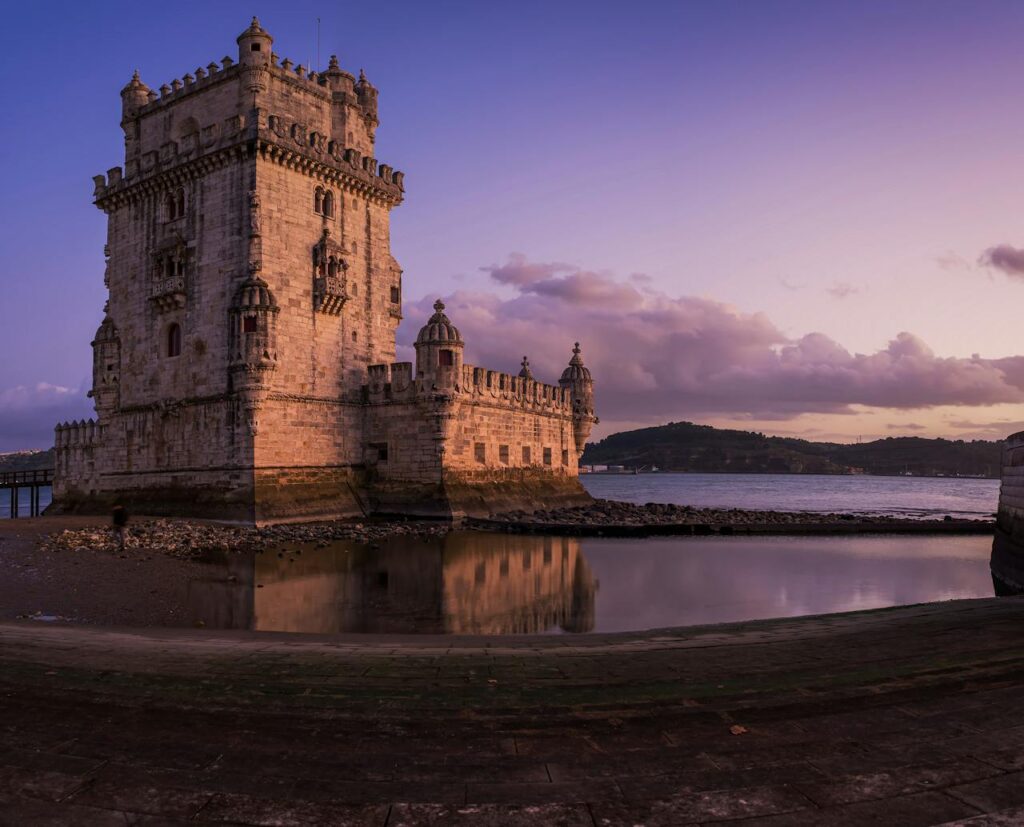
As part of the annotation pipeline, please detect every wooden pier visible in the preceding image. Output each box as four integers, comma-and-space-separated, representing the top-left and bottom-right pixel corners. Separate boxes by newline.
0, 470, 53, 518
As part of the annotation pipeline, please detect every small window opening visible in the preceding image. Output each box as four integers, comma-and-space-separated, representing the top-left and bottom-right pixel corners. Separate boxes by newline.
243, 315, 258, 333
474, 443, 486, 464
562, 449, 569, 466
499, 445, 509, 465
250, 42, 261, 52
376, 571, 389, 588
166, 323, 182, 358
522, 446, 531, 464
438, 349, 454, 367
390, 286, 400, 303
370, 442, 388, 462
543, 447, 552, 466
314, 187, 324, 214
175, 189, 185, 217
352, 331, 357, 342
322, 191, 334, 218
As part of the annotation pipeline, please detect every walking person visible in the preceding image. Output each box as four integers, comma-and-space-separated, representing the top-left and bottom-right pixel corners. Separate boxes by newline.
112, 504, 129, 551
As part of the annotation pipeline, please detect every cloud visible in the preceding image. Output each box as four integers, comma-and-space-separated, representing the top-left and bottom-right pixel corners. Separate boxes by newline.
935, 250, 974, 274
827, 282, 858, 299
980, 244, 1024, 278
0, 382, 92, 452
778, 277, 807, 291
400, 255, 1024, 430
886, 423, 927, 431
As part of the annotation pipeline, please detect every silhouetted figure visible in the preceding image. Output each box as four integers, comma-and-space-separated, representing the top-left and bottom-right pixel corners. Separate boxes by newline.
112, 505, 128, 551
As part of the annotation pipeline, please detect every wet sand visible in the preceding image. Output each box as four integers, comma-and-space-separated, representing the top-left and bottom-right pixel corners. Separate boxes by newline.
0, 516, 207, 628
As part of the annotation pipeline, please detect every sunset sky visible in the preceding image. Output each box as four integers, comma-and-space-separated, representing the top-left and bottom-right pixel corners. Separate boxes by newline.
5, 0, 1024, 450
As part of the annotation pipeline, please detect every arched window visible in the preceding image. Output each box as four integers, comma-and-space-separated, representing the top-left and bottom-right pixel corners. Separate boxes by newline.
314, 187, 324, 214
328, 258, 337, 277
166, 323, 181, 358
322, 190, 334, 218
165, 188, 185, 221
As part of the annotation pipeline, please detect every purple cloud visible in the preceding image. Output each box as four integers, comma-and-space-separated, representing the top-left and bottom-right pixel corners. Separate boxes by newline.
827, 282, 858, 299
980, 244, 1024, 277
400, 255, 1024, 429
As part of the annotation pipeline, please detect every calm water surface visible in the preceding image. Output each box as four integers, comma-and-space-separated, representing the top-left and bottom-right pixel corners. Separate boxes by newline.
0, 486, 52, 519
583, 473, 999, 520
189, 530, 995, 635
0, 476, 997, 520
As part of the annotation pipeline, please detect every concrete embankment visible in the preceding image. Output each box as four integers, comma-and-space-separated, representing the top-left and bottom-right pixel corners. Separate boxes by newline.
2, 598, 1024, 824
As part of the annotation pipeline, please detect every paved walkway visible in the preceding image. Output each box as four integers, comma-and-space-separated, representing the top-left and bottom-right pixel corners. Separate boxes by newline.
2, 598, 1024, 825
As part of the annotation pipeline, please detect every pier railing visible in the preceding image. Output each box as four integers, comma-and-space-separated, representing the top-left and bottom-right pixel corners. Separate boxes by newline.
0, 469, 54, 518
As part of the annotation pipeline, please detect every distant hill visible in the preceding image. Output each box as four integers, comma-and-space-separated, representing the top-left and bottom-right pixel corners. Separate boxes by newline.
582, 422, 1002, 478
0, 448, 54, 473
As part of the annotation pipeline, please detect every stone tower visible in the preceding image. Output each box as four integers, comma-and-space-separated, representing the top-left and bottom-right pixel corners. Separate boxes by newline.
54, 19, 596, 523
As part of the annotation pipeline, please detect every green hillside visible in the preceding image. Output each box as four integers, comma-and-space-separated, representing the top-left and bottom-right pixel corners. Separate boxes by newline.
582, 421, 1002, 478
0, 448, 54, 473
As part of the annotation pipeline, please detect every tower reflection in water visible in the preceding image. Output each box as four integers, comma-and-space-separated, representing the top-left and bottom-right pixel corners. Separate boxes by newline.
188, 532, 596, 634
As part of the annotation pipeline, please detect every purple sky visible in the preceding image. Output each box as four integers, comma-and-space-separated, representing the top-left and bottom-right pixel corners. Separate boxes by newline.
5, 1, 1024, 450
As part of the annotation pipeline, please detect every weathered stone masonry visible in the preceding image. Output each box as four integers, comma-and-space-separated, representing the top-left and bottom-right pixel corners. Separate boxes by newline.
53, 19, 597, 523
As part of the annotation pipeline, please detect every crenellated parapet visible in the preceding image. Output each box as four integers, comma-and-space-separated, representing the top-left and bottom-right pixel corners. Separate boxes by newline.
54, 419, 99, 449
364, 360, 572, 415
93, 111, 404, 211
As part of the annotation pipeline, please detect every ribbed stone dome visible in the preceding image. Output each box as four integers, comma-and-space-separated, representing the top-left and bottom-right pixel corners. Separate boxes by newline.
416, 300, 463, 345
233, 277, 278, 311
560, 343, 592, 384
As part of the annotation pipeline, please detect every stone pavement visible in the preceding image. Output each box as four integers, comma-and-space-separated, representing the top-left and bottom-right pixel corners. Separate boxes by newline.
2, 598, 1024, 825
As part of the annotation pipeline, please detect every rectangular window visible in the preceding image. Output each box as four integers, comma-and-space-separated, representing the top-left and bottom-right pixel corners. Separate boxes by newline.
499, 445, 509, 464
243, 316, 258, 333
390, 286, 400, 303
522, 446, 531, 464
370, 442, 388, 462
561, 449, 569, 466
543, 447, 552, 466
475, 442, 486, 463
439, 349, 454, 367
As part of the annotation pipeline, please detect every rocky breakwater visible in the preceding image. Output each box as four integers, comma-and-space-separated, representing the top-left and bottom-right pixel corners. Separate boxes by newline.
474, 499, 994, 537
39, 518, 451, 559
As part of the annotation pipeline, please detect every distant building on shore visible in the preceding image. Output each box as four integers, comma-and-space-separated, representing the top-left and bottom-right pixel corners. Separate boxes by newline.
53, 19, 597, 523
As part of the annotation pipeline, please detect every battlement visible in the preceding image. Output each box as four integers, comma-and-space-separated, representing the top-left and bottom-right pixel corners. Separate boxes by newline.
94, 109, 404, 206
54, 420, 99, 448
364, 362, 572, 414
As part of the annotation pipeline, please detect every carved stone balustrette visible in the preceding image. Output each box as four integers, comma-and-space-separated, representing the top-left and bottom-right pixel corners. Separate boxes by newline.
312, 228, 348, 315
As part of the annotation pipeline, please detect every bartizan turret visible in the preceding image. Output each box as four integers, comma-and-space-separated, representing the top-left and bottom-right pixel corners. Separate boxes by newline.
415, 300, 464, 390
560, 343, 598, 458
88, 312, 121, 417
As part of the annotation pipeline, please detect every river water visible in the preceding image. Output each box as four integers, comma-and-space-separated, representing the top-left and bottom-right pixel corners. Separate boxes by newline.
582, 473, 999, 520
188, 530, 995, 636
